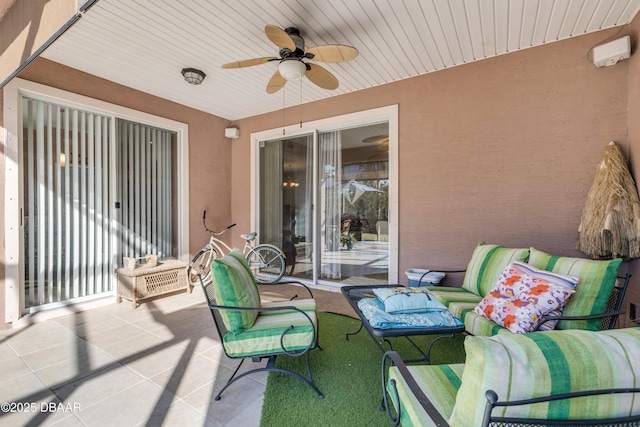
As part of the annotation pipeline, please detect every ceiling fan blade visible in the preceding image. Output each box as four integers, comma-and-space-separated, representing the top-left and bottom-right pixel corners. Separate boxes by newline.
266, 70, 287, 94
265, 25, 295, 50
362, 135, 389, 144
222, 57, 277, 69
306, 45, 358, 63
305, 63, 339, 90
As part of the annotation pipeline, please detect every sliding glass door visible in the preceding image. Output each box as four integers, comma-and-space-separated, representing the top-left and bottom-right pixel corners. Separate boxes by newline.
116, 120, 178, 262
20, 97, 178, 312
21, 97, 113, 307
258, 122, 390, 286
259, 135, 314, 278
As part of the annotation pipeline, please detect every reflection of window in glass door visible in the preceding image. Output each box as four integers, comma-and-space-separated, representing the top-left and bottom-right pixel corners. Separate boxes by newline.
318, 124, 389, 284
259, 135, 313, 279
258, 122, 389, 286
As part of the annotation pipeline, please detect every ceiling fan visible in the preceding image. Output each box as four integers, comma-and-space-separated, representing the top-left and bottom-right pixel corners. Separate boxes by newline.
222, 25, 358, 94
363, 135, 389, 160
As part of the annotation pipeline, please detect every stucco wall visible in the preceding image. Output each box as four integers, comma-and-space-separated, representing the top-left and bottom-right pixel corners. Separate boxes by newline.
0, 58, 231, 328
233, 26, 639, 326
627, 16, 640, 327
0, 0, 76, 85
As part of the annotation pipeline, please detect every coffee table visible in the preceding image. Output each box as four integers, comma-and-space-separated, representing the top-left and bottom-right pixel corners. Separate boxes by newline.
341, 284, 465, 364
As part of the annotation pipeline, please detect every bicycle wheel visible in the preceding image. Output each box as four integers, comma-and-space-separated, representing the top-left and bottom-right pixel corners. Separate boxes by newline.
188, 248, 218, 286
246, 245, 286, 284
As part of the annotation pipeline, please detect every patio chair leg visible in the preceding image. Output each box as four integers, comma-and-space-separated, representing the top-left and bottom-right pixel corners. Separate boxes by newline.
215, 354, 324, 400
215, 358, 246, 401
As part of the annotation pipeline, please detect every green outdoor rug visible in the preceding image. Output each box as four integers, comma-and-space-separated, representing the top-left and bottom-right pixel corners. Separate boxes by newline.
260, 312, 466, 427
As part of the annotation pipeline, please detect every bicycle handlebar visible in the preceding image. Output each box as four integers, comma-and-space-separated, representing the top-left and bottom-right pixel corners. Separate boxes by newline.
202, 210, 237, 234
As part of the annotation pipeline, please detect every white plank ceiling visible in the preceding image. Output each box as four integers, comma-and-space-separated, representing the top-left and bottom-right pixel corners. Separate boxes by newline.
40, 0, 640, 121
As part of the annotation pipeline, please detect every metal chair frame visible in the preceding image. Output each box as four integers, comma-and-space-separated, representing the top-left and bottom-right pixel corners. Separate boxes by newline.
533, 273, 631, 331
483, 388, 640, 426
200, 277, 323, 400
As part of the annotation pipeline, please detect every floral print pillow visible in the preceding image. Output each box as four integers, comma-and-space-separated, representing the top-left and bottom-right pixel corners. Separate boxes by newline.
474, 264, 576, 333
508, 261, 579, 331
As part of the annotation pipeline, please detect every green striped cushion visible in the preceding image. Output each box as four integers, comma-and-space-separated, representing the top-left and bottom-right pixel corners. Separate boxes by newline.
429, 287, 507, 336
528, 248, 622, 330
428, 287, 483, 310
448, 327, 640, 427
211, 249, 261, 334
222, 299, 317, 357
461, 243, 530, 297
226, 247, 259, 284
388, 363, 464, 427
459, 310, 510, 337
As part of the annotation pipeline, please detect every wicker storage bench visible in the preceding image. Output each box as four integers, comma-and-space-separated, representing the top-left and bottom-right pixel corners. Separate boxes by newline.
116, 260, 190, 308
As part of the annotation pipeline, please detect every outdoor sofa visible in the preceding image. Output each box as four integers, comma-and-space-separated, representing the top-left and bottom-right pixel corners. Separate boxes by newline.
378, 242, 639, 426
427, 243, 629, 336
382, 327, 640, 426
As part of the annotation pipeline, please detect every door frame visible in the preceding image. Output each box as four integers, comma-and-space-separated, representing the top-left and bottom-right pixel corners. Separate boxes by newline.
3, 78, 190, 322
250, 104, 399, 284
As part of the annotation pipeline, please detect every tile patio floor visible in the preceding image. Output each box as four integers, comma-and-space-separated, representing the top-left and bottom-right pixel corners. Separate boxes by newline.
0, 286, 268, 426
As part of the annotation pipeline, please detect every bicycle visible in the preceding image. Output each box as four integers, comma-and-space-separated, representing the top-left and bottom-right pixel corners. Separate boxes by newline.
187, 211, 287, 285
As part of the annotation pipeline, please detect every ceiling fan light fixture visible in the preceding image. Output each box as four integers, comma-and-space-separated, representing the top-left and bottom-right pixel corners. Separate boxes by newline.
225, 25, 354, 92
181, 68, 206, 85
278, 60, 306, 80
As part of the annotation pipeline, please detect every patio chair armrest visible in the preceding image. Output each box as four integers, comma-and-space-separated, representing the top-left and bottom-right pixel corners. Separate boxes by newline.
381, 351, 450, 427
419, 269, 466, 286
266, 279, 314, 299
533, 309, 626, 331
209, 300, 315, 321
208, 301, 318, 356
420, 269, 467, 277
482, 388, 640, 426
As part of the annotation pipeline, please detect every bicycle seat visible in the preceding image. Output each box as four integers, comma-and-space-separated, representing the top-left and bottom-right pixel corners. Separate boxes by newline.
241, 232, 257, 242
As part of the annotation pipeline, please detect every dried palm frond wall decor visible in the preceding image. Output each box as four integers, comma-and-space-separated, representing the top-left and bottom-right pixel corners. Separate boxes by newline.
577, 141, 640, 260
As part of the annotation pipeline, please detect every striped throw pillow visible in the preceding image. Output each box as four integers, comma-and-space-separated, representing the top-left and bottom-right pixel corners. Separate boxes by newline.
461, 243, 530, 297
527, 248, 622, 330
211, 249, 261, 334
448, 328, 640, 427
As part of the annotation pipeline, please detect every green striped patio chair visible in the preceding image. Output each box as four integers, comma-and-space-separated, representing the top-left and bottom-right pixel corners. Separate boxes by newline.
382, 327, 640, 426
199, 249, 323, 400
